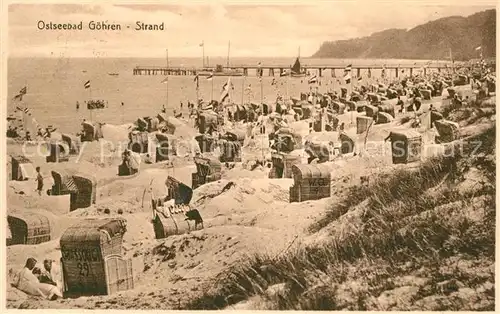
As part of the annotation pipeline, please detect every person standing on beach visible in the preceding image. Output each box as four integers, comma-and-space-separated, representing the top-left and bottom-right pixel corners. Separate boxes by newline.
76, 101, 80, 110
35, 167, 43, 196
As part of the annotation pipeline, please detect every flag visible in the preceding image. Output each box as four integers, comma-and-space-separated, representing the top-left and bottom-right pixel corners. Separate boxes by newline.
194, 74, 199, 89
344, 73, 351, 84
161, 77, 168, 84
221, 77, 234, 92
475, 46, 482, 51
308, 75, 318, 84
84, 80, 91, 89
13, 86, 27, 101
220, 92, 229, 103
206, 72, 213, 81
199, 42, 204, 47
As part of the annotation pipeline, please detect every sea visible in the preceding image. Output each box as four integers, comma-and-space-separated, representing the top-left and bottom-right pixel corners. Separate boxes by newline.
7, 57, 440, 133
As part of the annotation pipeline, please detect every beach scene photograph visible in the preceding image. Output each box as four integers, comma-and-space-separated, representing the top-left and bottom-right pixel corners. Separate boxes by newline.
3, 0, 497, 310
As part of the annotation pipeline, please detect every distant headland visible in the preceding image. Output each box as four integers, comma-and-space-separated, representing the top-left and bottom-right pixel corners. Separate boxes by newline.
312, 9, 496, 61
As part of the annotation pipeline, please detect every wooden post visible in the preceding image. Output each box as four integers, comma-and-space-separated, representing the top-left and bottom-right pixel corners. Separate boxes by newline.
243, 68, 248, 76
319, 68, 322, 77
410, 68, 413, 77
356, 68, 361, 78
269, 68, 274, 76
395, 68, 399, 78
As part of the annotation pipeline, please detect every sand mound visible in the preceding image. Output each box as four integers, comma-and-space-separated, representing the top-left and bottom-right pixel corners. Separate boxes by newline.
101, 123, 132, 143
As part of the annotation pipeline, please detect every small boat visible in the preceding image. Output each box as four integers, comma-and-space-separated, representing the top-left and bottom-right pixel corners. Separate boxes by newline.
290, 57, 307, 77
197, 65, 243, 77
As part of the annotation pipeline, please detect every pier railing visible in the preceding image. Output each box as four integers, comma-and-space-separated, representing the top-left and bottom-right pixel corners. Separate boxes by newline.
132, 63, 469, 77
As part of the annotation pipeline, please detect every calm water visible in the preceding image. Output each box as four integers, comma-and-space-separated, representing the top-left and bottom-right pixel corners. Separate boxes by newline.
8, 57, 439, 133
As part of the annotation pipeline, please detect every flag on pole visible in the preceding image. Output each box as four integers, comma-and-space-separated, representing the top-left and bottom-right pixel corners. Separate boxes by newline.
308, 75, 318, 84
13, 86, 27, 101
84, 80, 91, 89
343, 72, 351, 84
161, 77, 168, 84
206, 72, 213, 81
475, 46, 482, 51
221, 77, 234, 92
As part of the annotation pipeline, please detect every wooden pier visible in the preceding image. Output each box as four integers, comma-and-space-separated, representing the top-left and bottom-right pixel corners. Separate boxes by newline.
133, 63, 460, 78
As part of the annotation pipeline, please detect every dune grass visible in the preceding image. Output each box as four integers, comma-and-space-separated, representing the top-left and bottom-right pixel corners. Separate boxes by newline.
184, 127, 495, 311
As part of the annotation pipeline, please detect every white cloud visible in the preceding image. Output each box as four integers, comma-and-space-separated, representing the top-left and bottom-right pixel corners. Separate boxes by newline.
7, 2, 495, 58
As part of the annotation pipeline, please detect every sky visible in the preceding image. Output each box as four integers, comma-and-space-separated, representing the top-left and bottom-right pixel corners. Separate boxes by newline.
7, 1, 497, 58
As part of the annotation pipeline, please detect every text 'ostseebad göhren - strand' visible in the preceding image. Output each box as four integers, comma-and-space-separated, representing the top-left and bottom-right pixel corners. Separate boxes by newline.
37, 21, 165, 31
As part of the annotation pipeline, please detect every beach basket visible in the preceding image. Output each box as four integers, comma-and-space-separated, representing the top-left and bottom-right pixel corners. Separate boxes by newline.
155, 133, 177, 162
434, 120, 460, 144
269, 152, 302, 179
276, 127, 303, 148
51, 170, 78, 195
70, 174, 97, 211
364, 104, 379, 118
7, 211, 51, 245
376, 112, 394, 124
225, 129, 246, 146
271, 134, 294, 153
128, 131, 149, 154
61, 133, 82, 155
198, 112, 218, 134
419, 89, 431, 100
357, 116, 373, 134
152, 206, 191, 239
378, 104, 396, 118
339, 132, 355, 154
305, 142, 329, 164
386, 130, 422, 164
355, 100, 368, 113
195, 134, 216, 153
192, 155, 222, 189
10, 155, 35, 181
430, 111, 444, 126
60, 218, 132, 296
219, 139, 242, 163
136, 118, 148, 130
165, 176, 193, 205
46, 141, 70, 163
332, 101, 346, 114
289, 164, 331, 203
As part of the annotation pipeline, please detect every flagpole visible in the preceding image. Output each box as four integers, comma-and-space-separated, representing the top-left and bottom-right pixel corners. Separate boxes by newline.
241, 75, 245, 105
260, 77, 263, 105
89, 85, 93, 121
211, 76, 214, 101
202, 41, 205, 68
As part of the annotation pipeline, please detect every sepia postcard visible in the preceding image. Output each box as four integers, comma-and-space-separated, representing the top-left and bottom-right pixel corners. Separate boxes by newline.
1, 0, 497, 311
